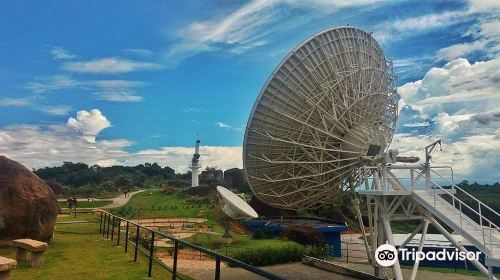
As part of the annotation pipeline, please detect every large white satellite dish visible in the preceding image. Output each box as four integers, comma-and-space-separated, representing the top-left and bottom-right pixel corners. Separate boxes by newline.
216, 186, 258, 219
243, 26, 397, 210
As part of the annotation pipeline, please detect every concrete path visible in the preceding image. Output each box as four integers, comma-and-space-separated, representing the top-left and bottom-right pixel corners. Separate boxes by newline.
162, 260, 486, 280
57, 197, 109, 202
57, 190, 145, 208
101, 190, 145, 208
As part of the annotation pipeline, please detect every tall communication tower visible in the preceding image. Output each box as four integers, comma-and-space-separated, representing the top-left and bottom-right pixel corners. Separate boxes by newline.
189, 136, 201, 187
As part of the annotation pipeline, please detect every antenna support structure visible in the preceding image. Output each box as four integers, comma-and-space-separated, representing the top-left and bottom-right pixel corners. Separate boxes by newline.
358, 141, 499, 280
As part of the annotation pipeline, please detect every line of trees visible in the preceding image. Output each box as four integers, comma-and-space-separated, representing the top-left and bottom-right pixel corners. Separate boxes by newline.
35, 161, 191, 194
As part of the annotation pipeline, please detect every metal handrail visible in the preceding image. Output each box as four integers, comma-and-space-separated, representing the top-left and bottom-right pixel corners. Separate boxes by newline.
360, 165, 500, 255
428, 181, 500, 233
410, 170, 500, 255
415, 175, 500, 255
96, 209, 286, 280
430, 168, 500, 227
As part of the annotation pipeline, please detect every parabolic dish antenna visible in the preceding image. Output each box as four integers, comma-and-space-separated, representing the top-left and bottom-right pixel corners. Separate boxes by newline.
243, 26, 398, 210
216, 186, 258, 219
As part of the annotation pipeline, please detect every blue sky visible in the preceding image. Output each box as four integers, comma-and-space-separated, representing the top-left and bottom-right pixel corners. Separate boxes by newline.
0, 0, 498, 182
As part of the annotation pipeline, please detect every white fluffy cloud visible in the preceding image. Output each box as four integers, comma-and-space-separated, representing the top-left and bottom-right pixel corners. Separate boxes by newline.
391, 11, 467, 33
398, 58, 500, 116
95, 91, 142, 102
26, 75, 80, 94
67, 109, 111, 143
169, 0, 386, 61
373, 10, 470, 44
435, 4, 500, 61
395, 57, 500, 181
124, 48, 154, 57
466, 0, 500, 13
0, 97, 71, 116
436, 40, 489, 61
0, 98, 31, 106
50, 47, 75, 60
0, 108, 242, 171
91, 80, 144, 102
392, 134, 500, 181
25, 75, 145, 103
63, 57, 162, 73
134, 146, 242, 172
0, 124, 131, 169
0, 123, 242, 172
217, 122, 231, 128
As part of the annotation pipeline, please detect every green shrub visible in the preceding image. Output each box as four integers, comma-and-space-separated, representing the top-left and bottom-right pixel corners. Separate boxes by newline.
280, 225, 325, 246
111, 206, 137, 218
252, 229, 266, 239
228, 245, 327, 267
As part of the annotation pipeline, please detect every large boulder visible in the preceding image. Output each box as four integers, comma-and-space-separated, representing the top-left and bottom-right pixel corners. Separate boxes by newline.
223, 168, 247, 188
45, 180, 65, 195
0, 156, 59, 241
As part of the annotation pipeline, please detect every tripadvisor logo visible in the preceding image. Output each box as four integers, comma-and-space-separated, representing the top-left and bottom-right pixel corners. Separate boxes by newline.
375, 244, 398, 267
375, 244, 482, 267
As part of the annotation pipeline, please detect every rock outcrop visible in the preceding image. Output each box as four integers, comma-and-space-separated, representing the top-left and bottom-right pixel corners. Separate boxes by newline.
199, 168, 223, 187
45, 180, 65, 195
223, 168, 247, 188
0, 156, 59, 241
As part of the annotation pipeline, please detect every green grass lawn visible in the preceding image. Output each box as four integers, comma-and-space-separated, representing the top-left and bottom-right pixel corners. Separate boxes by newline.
112, 189, 213, 219
183, 232, 301, 257
0, 214, 171, 280
58, 200, 112, 209
112, 189, 307, 261
57, 190, 122, 200
93, 191, 123, 199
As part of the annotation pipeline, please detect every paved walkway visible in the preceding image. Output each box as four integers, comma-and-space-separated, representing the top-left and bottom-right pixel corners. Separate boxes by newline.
57, 190, 145, 208
101, 190, 145, 208
160, 260, 486, 280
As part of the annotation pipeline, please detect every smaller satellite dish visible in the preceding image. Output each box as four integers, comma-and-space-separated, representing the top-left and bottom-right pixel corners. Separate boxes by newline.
216, 186, 258, 219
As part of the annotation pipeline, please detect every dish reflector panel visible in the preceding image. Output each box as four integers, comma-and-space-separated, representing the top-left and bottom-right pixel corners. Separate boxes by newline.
243, 26, 397, 210
216, 186, 258, 219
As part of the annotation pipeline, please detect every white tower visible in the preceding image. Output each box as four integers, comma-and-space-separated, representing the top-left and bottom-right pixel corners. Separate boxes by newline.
189, 137, 201, 187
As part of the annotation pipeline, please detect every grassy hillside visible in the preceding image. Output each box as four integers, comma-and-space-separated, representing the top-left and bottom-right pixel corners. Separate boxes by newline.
111, 189, 213, 219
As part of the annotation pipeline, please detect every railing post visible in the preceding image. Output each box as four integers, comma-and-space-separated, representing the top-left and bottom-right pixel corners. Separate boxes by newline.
479, 201, 482, 227
382, 167, 386, 190
134, 226, 140, 262
459, 203, 463, 228
148, 232, 155, 277
489, 222, 493, 253
410, 168, 414, 191
99, 212, 103, 234
125, 221, 129, 252
172, 241, 178, 280
117, 218, 121, 246
111, 216, 115, 241
102, 214, 106, 236
106, 214, 111, 239
215, 257, 221, 280
363, 166, 369, 190
433, 187, 436, 206
346, 242, 349, 263
483, 228, 486, 251
452, 183, 456, 208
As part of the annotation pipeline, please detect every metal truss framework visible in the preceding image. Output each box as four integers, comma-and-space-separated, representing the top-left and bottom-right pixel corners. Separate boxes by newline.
243, 26, 398, 210
359, 166, 499, 280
